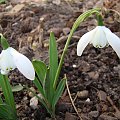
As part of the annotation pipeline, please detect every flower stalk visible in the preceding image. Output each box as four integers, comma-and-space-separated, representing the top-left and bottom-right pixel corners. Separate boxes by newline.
53, 8, 101, 89
97, 14, 104, 26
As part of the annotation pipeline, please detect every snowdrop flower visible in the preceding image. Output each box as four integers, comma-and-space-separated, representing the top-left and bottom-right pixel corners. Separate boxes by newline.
77, 26, 120, 58
0, 47, 35, 80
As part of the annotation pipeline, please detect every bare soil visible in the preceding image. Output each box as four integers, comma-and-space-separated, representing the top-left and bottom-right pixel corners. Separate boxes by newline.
0, 0, 120, 120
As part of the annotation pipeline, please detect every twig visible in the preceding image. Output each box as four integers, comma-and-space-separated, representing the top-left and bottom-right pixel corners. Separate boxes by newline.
107, 96, 120, 112
66, 80, 82, 120
108, 9, 120, 17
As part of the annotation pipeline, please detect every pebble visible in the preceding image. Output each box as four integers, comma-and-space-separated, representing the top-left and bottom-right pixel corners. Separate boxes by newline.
77, 90, 89, 99
89, 111, 99, 118
88, 71, 99, 80
30, 96, 38, 109
48, 27, 62, 37
62, 27, 70, 35
28, 87, 36, 97
98, 114, 117, 120
65, 112, 78, 120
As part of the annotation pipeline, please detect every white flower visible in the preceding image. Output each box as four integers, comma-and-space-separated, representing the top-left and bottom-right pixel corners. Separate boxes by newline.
0, 47, 35, 80
77, 26, 120, 57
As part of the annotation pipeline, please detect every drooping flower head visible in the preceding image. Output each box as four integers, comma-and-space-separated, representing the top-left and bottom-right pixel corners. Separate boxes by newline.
0, 47, 35, 80
77, 16, 120, 57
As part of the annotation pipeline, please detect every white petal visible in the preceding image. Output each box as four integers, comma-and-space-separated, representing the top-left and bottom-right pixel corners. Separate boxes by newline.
77, 28, 97, 56
10, 47, 35, 80
0, 47, 16, 74
103, 27, 120, 58
91, 26, 108, 48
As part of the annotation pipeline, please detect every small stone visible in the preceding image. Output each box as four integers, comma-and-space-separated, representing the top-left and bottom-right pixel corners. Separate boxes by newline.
63, 27, 70, 35
77, 90, 89, 99
27, 36, 33, 43
38, 93, 43, 100
23, 96, 28, 101
30, 96, 38, 109
5, 5, 13, 11
79, 61, 90, 72
48, 28, 62, 37
98, 114, 117, 120
32, 41, 39, 51
88, 71, 99, 79
89, 111, 99, 118
28, 87, 36, 97
52, 0, 61, 5
86, 98, 90, 102
97, 90, 107, 102
65, 112, 77, 120
72, 64, 77, 68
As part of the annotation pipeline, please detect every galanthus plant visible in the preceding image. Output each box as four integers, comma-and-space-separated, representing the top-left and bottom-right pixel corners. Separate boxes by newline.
30, 8, 112, 118
0, 34, 35, 119
77, 16, 120, 57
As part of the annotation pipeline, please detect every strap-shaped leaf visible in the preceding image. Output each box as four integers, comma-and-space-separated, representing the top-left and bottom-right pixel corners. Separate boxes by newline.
0, 104, 17, 120
44, 68, 51, 103
33, 77, 46, 98
0, 96, 3, 104
48, 32, 58, 104
52, 78, 66, 108
32, 60, 47, 85
49, 32, 58, 86
0, 74, 16, 115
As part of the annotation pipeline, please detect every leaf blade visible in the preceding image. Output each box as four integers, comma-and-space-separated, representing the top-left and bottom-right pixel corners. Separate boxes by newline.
52, 78, 66, 108
0, 74, 16, 116
49, 32, 58, 86
32, 60, 47, 85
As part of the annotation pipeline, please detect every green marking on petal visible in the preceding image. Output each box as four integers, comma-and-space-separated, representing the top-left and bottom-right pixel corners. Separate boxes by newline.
6, 68, 8, 70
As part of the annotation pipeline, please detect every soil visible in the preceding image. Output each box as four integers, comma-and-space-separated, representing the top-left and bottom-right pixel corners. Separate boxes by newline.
0, 0, 120, 120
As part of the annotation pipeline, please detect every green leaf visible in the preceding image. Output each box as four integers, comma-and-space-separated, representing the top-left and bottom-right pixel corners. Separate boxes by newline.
0, 75, 16, 115
0, 104, 17, 120
11, 84, 23, 92
52, 78, 66, 108
44, 68, 51, 102
49, 32, 58, 87
33, 77, 46, 98
32, 60, 47, 85
48, 32, 58, 104
0, 0, 6, 4
0, 97, 3, 104
0, 34, 9, 49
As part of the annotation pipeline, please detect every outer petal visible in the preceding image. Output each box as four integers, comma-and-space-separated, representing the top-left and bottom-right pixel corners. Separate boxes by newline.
103, 27, 120, 58
77, 28, 97, 56
0, 47, 16, 74
10, 47, 35, 80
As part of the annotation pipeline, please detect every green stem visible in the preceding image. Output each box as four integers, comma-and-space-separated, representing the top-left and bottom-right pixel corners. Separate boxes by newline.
53, 8, 101, 89
96, 14, 104, 26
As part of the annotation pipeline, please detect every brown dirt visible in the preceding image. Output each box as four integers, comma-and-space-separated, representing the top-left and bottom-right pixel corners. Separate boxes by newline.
0, 0, 120, 120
